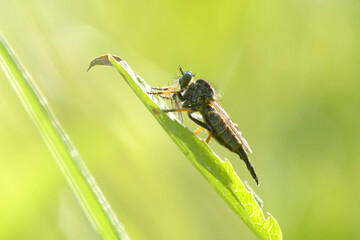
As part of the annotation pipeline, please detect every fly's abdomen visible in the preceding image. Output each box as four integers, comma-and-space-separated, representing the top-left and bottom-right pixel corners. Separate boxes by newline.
203, 107, 259, 184
203, 108, 241, 153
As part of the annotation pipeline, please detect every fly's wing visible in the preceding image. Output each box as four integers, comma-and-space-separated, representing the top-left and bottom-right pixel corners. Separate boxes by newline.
211, 100, 252, 153
171, 93, 183, 123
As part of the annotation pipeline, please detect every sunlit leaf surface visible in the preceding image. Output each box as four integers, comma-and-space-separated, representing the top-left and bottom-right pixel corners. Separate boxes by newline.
0, 36, 130, 240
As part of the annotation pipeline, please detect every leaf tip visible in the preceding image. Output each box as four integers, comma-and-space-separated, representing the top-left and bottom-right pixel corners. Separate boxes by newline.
87, 54, 123, 72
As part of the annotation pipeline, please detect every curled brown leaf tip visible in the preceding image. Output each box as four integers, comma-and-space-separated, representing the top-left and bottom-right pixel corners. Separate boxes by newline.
87, 54, 123, 72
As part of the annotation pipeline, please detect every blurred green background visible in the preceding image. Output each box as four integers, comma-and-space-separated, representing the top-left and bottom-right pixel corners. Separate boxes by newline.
0, 0, 359, 239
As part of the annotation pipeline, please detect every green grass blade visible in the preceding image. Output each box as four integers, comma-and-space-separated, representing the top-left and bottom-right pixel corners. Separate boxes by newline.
0, 35, 130, 240
88, 54, 282, 240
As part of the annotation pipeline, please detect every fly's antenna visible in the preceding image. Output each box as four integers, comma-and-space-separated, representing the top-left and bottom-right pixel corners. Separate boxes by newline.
178, 65, 184, 75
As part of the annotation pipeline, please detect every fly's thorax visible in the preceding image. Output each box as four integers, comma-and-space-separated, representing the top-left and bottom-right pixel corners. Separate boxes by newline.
195, 79, 216, 100
183, 79, 216, 109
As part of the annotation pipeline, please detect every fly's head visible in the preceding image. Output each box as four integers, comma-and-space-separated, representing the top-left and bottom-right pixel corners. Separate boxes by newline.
178, 66, 194, 91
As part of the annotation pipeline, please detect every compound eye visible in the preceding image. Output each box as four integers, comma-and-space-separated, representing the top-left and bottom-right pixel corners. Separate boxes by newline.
180, 71, 193, 88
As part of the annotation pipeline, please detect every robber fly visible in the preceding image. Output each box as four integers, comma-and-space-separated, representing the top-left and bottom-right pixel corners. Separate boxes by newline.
148, 68, 258, 185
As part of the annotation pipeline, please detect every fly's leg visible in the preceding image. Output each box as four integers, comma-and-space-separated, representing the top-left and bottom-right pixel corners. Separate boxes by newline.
163, 108, 194, 113
163, 108, 193, 121
147, 90, 179, 95
158, 95, 172, 100
194, 127, 204, 135
173, 91, 184, 101
206, 132, 213, 143
148, 90, 185, 122
146, 90, 180, 101
151, 85, 180, 91
188, 113, 213, 143
147, 89, 184, 101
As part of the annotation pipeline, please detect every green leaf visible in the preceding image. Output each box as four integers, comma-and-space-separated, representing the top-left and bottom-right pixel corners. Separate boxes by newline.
0, 35, 130, 240
88, 54, 283, 240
